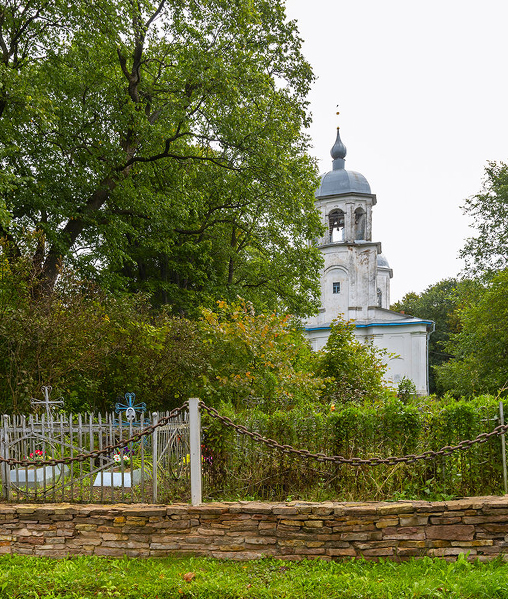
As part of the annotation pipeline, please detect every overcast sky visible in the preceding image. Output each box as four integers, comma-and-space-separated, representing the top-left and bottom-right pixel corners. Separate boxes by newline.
284, 0, 508, 302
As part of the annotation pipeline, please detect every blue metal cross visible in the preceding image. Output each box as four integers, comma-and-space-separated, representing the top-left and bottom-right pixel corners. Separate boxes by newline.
115, 392, 146, 424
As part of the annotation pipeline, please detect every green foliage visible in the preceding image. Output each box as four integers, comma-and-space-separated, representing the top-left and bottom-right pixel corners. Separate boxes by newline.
436, 269, 508, 397
198, 298, 325, 412
0, 253, 207, 413
3, 554, 508, 599
329, 398, 422, 463
0, 0, 323, 316
461, 161, 508, 278
316, 318, 390, 405
397, 376, 417, 403
0, 199, 10, 231
393, 159, 508, 397
423, 163, 508, 397
203, 394, 505, 502
0, 270, 327, 415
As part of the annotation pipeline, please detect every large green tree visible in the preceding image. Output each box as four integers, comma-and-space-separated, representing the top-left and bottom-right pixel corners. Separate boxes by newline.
0, 0, 322, 316
461, 161, 508, 278
435, 270, 508, 397
391, 278, 477, 393
434, 162, 508, 396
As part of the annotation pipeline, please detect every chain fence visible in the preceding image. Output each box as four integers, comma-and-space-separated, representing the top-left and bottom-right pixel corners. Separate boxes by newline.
4, 400, 504, 470
1, 398, 508, 503
199, 402, 508, 467
198, 399, 508, 501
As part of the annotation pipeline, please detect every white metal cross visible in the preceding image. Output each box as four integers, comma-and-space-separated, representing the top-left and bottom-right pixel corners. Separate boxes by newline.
30, 386, 64, 420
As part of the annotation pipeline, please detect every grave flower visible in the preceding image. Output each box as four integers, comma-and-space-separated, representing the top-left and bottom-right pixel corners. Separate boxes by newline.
113, 450, 131, 467
26, 449, 46, 462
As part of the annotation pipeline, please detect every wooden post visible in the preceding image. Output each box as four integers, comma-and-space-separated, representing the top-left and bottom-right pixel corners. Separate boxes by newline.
188, 398, 202, 506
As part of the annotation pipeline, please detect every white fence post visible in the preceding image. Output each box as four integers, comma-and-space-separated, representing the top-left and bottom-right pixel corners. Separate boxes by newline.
188, 398, 202, 505
0, 416, 9, 500
500, 401, 508, 495
152, 412, 158, 503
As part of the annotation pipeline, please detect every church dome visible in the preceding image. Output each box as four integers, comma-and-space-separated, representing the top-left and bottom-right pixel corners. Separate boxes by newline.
316, 169, 371, 197
315, 128, 371, 198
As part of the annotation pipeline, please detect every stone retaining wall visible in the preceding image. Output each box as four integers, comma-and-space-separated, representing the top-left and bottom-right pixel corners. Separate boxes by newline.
1, 497, 508, 561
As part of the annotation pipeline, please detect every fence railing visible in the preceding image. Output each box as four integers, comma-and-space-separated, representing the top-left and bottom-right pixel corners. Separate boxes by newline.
198, 399, 508, 503
2, 398, 508, 505
0, 407, 191, 504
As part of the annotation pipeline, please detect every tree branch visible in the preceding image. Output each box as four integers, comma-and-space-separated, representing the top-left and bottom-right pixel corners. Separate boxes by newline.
41, 175, 118, 289
145, 0, 166, 29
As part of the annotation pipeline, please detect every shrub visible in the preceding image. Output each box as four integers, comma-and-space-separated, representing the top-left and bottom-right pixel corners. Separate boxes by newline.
198, 298, 326, 412
0, 254, 207, 413
316, 318, 391, 405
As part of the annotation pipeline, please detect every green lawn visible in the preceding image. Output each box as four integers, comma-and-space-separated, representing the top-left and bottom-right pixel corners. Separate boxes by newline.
1, 554, 508, 598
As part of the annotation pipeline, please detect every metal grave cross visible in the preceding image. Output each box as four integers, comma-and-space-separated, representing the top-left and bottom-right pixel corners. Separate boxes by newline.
30, 386, 64, 420
115, 392, 146, 423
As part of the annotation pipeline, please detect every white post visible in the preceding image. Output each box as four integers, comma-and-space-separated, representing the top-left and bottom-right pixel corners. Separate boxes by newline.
188, 398, 202, 506
152, 412, 158, 503
0, 416, 11, 501
500, 402, 508, 495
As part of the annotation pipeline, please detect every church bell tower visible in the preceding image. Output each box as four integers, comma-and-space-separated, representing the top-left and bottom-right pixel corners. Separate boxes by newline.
307, 126, 391, 329
305, 124, 433, 396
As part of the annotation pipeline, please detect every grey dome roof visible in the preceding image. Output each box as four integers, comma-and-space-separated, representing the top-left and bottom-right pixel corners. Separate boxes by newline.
315, 128, 371, 198
377, 253, 390, 269
316, 169, 371, 197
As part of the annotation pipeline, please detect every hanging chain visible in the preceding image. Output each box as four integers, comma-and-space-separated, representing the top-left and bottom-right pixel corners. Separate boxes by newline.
4, 399, 506, 469
200, 401, 508, 467
0, 402, 189, 467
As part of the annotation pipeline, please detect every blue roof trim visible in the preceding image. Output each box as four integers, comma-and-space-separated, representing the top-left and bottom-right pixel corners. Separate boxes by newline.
306, 320, 433, 332
355, 321, 434, 328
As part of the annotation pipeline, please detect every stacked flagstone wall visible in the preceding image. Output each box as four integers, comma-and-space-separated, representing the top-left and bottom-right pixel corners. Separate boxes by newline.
1, 497, 508, 561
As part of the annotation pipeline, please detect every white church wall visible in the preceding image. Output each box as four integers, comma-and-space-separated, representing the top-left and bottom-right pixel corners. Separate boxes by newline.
322, 265, 349, 319
319, 241, 380, 322
305, 322, 430, 395
356, 325, 430, 395
377, 269, 391, 309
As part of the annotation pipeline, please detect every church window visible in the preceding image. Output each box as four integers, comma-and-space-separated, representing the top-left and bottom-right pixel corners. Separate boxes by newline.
329, 209, 345, 242
333, 282, 341, 294
355, 208, 366, 240
377, 288, 382, 307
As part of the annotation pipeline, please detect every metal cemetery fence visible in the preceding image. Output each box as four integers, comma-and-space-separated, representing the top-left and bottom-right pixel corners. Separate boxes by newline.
3, 397, 508, 505
0, 408, 190, 504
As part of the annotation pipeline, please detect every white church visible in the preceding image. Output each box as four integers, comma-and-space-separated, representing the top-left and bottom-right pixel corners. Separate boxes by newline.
305, 127, 434, 395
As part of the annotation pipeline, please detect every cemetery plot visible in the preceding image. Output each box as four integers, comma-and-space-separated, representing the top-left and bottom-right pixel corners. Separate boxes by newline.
0, 402, 190, 504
